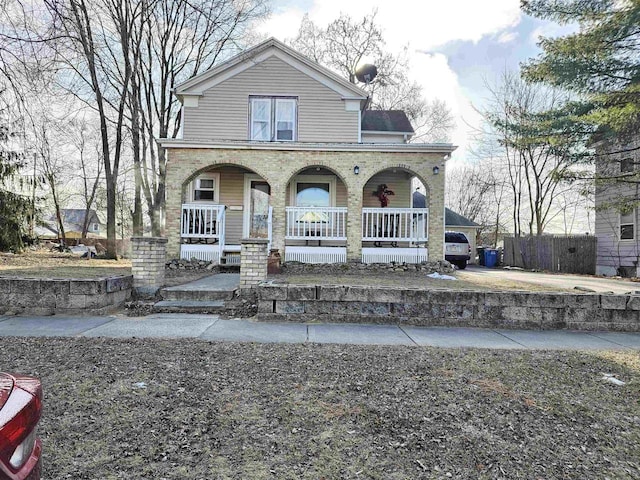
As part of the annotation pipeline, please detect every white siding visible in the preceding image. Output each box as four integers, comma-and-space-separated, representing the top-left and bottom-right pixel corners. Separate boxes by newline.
595, 138, 640, 272
361, 132, 407, 144
183, 55, 359, 143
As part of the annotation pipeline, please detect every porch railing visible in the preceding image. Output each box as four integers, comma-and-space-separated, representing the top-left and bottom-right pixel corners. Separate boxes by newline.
285, 207, 347, 241
181, 203, 226, 260
362, 208, 429, 243
267, 206, 273, 251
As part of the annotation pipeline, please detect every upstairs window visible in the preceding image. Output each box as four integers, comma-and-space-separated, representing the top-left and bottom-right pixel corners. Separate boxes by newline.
250, 96, 297, 141
621, 158, 634, 173
620, 209, 635, 240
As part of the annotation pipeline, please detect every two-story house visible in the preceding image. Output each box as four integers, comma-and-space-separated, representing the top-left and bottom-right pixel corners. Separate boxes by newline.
595, 136, 640, 276
159, 38, 456, 265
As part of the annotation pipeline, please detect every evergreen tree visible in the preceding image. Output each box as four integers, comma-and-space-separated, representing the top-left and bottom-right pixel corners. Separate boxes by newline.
522, 0, 640, 136
0, 93, 30, 252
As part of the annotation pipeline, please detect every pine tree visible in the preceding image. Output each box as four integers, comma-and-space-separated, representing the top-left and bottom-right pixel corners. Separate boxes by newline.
522, 0, 640, 136
0, 95, 31, 252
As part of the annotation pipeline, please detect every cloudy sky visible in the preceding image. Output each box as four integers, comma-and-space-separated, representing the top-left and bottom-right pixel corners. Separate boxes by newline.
256, 0, 572, 163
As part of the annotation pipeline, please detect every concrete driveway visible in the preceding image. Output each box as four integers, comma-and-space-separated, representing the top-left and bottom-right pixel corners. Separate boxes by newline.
460, 265, 638, 294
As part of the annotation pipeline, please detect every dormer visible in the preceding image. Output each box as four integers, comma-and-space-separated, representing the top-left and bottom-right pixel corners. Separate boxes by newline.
361, 110, 415, 144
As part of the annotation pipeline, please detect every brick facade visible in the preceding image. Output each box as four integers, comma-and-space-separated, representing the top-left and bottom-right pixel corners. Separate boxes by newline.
131, 237, 167, 296
240, 238, 269, 288
164, 147, 447, 263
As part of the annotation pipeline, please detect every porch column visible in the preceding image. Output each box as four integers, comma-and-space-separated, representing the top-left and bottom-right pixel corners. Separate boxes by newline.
346, 185, 364, 262
269, 183, 287, 256
165, 157, 182, 260
417, 165, 445, 262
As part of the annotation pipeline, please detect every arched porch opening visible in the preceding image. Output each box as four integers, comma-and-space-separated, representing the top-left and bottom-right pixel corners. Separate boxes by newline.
361, 166, 431, 264
282, 165, 349, 263
180, 164, 272, 264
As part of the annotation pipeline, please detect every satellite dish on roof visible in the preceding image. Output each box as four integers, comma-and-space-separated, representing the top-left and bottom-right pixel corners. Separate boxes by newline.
355, 64, 378, 84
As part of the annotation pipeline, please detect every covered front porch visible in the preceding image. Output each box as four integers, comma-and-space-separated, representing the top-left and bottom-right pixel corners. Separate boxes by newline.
178, 165, 430, 264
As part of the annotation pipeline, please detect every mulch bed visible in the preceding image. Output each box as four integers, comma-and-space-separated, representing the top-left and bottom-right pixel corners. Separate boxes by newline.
2, 337, 639, 479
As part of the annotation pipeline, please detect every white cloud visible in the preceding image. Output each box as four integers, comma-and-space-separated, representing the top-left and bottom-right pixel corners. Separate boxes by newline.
497, 30, 518, 44
256, 0, 522, 158
259, 0, 522, 49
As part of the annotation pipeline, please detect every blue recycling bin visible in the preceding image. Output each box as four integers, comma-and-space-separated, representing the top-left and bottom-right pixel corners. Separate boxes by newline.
484, 249, 498, 268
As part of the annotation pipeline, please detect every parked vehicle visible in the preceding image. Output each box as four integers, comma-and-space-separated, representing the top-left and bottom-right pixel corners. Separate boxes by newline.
445, 231, 471, 269
0, 373, 42, 480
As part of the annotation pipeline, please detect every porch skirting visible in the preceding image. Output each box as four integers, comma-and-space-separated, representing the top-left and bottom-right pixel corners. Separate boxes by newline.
285, 246, 347, 264
361, 247, 428, 264
180, 244, 220, 263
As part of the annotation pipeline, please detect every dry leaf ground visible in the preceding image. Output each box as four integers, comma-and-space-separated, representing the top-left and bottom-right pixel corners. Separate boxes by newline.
3, 337, 639, 479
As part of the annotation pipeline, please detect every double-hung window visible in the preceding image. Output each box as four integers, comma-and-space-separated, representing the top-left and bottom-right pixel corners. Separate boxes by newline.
192, 174, 219, 202
620, 209, 636, 240
250, 96, 297, 141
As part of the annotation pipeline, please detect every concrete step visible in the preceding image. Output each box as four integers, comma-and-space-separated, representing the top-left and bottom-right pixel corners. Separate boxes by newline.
160, 288, 235, 301
152, 300, 226, 314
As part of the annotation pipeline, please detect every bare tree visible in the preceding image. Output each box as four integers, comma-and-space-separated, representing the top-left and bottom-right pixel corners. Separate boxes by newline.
289, 11, 453, 143
479, 71, 584, 236
133, 0, 269, 235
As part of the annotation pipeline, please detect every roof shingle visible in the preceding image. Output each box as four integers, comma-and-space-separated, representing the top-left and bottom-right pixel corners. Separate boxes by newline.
361, 110, 414, 133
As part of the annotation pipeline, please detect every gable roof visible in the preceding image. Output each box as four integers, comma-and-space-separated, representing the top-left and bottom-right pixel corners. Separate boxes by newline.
175, 37, 369, 100
47, 209, 101, 226
445, 208, 480, 227
361, 110, 414, 134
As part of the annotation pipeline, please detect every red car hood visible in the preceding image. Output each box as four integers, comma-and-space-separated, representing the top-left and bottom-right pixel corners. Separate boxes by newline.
0, 373, 14, 411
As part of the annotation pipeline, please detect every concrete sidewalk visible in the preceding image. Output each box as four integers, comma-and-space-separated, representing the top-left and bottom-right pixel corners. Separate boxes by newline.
1, 314, 639, 350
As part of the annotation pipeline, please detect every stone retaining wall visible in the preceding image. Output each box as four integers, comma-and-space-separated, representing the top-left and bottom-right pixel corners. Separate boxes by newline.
0, 275, 133, 315
257, 284, 640, 331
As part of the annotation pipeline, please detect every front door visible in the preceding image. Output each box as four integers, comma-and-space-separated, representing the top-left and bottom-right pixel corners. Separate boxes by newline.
244, 175, 271, 238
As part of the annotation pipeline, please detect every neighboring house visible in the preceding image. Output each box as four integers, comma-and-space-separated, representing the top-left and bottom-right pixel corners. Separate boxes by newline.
595, 136, 640, 276
445, 209, 481, 264
413, 190, 480, 264
42, 209, 104, 239
159, 38, 456, 265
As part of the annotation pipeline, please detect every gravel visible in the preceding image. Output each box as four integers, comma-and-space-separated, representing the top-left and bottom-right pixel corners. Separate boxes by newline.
2, 337, 639, 479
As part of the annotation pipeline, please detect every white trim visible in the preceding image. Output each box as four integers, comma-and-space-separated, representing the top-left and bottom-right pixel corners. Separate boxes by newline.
362, 247, 428, 264
243, 174, 270, 237
362, 130, 415, 136
176, 39, 368, 100
619, 209, 636, 242
180, 244, 220, 263
159, 138, 457, 154
284, 246, 346, 264
358, 109, 361, 143
290, 174, 337, 207
344, 100, 361, 111
189, 172, 220, 203
182, 96, 199, 107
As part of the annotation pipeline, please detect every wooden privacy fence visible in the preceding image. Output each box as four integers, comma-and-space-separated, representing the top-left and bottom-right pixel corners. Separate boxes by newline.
503, 235, 597, 274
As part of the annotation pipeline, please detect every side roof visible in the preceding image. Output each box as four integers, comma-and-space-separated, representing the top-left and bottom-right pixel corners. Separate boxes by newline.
445, 207, 480, 227
175, 37, 369, 101
361, 110, 414, 134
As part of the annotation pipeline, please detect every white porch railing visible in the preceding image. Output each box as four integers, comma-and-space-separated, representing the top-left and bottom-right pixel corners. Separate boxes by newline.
362, 208, 428, 243
285, 207, 348, 240
267, 206, 273, 251
180, 204, 226, 261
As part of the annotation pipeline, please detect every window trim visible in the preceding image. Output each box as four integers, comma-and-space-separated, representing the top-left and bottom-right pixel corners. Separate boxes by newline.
190, 173, 220, 203
620, 158, 634, 174
619, 208, 636, 242
249, 96, 298, 142
290, 175, 337, 207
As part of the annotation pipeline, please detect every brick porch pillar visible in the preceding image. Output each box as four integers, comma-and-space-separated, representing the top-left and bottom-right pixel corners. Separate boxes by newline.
131, 237, 167, 298
240, 238, 269, 289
